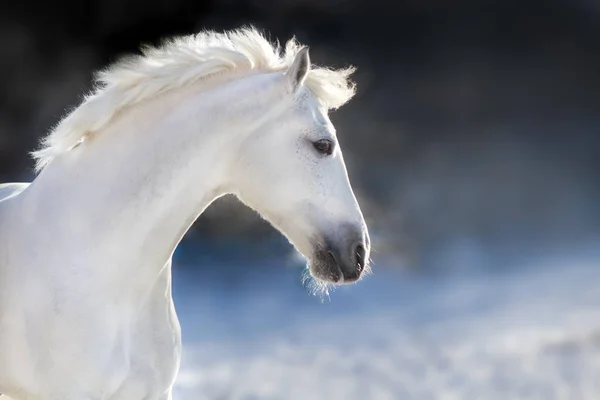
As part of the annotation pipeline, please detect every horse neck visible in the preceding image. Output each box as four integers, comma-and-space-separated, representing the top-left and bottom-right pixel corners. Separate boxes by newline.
24, 71, 286, 289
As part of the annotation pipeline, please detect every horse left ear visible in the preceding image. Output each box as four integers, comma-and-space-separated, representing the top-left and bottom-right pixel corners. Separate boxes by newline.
286, 47, 310, 92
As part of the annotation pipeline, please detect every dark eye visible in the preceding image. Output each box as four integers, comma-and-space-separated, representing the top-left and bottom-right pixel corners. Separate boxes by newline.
312, 139, 333, 155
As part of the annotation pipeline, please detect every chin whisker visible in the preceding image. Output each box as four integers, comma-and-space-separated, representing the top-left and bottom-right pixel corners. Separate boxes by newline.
361, 256, 374, 277
301, 265, 335, 302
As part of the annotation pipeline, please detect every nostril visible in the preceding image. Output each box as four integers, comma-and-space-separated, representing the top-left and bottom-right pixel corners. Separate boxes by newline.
355, 244, 366, 273
327, 251, 337, 265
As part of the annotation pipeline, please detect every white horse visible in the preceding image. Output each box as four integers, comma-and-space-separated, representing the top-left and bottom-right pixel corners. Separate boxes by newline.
0, 27, 370, 399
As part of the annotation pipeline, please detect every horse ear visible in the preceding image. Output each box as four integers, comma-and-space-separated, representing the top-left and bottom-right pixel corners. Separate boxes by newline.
286, 47, 310, 92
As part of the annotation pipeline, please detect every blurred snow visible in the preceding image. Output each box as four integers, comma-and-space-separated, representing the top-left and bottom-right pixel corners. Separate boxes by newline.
172, 243, 600, 400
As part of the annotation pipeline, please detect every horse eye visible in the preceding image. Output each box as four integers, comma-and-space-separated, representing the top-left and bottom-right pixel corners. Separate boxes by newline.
313, 139, 333, 155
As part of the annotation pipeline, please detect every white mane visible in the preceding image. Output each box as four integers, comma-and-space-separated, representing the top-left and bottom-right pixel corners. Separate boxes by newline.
31, 26, 356, 172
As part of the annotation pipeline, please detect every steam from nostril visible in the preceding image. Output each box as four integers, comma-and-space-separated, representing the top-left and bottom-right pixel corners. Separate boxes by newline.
355, 244, 366, 273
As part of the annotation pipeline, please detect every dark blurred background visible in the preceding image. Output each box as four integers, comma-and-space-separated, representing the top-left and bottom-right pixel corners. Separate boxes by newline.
1, 0, 599, 269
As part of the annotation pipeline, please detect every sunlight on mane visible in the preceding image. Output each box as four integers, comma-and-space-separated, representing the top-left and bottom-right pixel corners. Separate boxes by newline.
30, 26, 356, 173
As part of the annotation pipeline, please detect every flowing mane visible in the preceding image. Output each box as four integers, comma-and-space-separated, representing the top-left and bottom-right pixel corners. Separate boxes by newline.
31, 26, 356, 172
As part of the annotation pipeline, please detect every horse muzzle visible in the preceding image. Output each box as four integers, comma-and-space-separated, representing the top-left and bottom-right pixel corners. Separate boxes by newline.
310, 225, 370, 284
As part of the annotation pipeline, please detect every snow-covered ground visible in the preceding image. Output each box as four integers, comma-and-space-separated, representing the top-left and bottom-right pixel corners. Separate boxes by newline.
171, 242, 600, 400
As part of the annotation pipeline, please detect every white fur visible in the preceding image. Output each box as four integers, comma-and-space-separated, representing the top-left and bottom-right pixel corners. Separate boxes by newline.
0, 26, 368, 400
0, 183, 29, 203
31, 26, 356, 172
